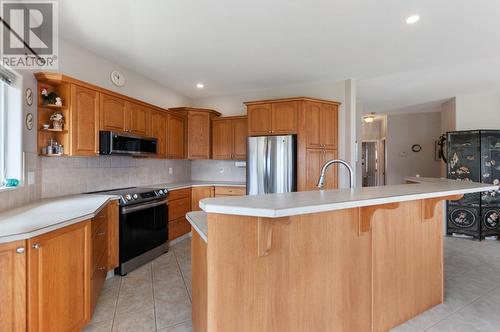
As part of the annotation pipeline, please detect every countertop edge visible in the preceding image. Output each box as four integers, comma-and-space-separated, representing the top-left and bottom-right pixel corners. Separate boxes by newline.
186, 211, 208, 243
0, 196, 119, 244
200, 185, 498, 218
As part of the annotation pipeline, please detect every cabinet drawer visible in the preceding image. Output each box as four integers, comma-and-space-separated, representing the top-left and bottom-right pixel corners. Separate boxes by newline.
168, 197, 191, 221
214, 186, 246, 196
92, 222, 107, 268
91, 252, 107, 313
168, 188, 192, 201
169, 217, 191, 240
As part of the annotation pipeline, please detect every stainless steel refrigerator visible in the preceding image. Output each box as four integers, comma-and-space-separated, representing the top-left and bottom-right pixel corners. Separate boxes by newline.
246, 135, 297, 195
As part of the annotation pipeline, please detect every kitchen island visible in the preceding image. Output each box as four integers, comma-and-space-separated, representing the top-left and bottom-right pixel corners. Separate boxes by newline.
188, 179, 498, 332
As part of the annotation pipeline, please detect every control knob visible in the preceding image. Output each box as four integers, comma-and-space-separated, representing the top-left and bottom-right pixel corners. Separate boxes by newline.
125, 194, 132, 201
133, 194, 139, 200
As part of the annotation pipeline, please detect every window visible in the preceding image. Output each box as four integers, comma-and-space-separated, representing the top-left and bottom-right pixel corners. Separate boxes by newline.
0, 64, 23, 188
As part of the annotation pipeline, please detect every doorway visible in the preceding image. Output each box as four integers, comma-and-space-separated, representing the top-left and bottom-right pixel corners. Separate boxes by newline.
361, 140, 386, 187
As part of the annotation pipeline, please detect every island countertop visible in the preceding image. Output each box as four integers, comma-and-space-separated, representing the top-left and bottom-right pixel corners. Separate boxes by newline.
200, 179, 498, 218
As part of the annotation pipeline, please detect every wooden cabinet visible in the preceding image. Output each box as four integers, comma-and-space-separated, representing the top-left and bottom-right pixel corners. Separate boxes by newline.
305, 148, 338, 190
192, 231, 207, 332
90, 208, 109, 313
70, 84, 99, 156
305, 101, 338, 149
247, 103, 271, 135
246, 100, 298, 135
166, 113, 186, 159
28, 221, 91, 332
100, 93, 127, 132
127, 102, 151, 136
0, 240, 26, 332
169, 108, 221, 160
212, 116, 248, 160
192, 186, 215, 211
151, 110, 167, 157
214, 186, 247, 197
168, 188, 192, 240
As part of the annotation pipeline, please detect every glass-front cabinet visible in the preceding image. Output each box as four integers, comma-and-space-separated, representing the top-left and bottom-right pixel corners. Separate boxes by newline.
447, 130, 500, 240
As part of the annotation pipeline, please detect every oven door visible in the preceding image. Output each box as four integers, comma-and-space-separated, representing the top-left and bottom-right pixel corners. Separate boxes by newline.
120, 199, 168, 263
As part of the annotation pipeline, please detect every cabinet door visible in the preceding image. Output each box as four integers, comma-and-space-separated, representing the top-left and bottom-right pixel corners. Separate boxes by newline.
320, 104, 338, 149
151, 110, 167, 157
191, 186, 215, 211
247, 104, 271, 135
212, 119, 232, 160
188, 111, 211, 159
28, 221, 91, 332
305, 101, 322, 149
305, 149, 323, 191
323, 149, 338, 189
271, 101, 297, 134
71, 84, 99, 156
167, 114, 185, 159
0, 240, 26, 332
99, 93, 127, 132
127, 103, 151, 136
232, 117, 248, 160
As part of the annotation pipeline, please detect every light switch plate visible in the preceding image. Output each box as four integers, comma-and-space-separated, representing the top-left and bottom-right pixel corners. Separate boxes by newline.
168, 167, 173, 175
27, 171, 35, 185
235, 161, 246, 168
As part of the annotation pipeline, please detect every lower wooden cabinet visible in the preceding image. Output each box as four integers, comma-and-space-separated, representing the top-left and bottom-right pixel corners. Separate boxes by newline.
191, 186, 215, 211
214, 186, 246, 197
28, 221, 92, 332
0, 240, 26, 332
0, 201, 119, 332
168, 188, 192, 240
192, 231, 207, 332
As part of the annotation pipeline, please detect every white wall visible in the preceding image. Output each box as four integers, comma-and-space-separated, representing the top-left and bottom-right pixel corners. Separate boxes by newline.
386, 112, 442, 184
455, 91, 500, 130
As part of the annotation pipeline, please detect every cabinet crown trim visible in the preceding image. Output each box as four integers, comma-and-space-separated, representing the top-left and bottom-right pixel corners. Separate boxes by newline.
244, 96, 341, 106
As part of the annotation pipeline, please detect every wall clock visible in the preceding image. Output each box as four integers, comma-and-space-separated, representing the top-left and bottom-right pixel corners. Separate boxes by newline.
110, 70, 125, 87
411, 144, 422, 152
25, 88, 33, 106
25, 113, 33, 130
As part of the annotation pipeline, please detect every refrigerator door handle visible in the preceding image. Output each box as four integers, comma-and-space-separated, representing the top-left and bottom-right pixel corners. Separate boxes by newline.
265, 137, 271, 193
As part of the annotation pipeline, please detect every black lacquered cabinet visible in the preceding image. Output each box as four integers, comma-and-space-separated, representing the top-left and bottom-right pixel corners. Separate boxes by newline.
447, 130, 500, 240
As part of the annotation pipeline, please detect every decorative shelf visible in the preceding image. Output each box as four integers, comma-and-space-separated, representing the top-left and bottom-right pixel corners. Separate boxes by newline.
38, 104, 67, 110
40, 128, 67, 133
40, 153, 67, 157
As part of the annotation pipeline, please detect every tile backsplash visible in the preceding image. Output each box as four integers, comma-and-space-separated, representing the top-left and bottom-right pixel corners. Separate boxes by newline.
191, 160, 246, 182
40, 156, 191, 198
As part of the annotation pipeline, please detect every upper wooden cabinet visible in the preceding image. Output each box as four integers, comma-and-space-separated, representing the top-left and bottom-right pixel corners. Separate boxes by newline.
151, 110, 167, 157
99, 93, 127, 132
169, 107, 221, 160
71, 84, 99, 156
305, 101, 338, 149
127, 102, 151, 136
28, 221, 91, 332
0, 240, 26, 332
246, 100, 298, 136
212, 116, 248, 160
166, 113, 186, 159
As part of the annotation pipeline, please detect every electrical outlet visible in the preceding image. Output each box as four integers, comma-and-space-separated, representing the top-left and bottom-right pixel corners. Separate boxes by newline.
219, 167, 224, 174
168, 167, 173, 175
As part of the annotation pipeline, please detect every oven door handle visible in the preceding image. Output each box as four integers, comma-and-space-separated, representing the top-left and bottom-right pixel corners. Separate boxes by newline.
121, 199, 168, 214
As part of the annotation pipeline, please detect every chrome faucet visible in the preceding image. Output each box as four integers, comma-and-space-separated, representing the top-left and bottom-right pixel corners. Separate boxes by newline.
317, 159, 354, 189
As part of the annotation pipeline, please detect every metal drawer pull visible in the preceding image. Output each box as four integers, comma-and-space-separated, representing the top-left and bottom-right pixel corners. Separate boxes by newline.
32, 243, 41, 249
16, 247, 25, 254
97, 266, 106, 271
97, 231, 106, 236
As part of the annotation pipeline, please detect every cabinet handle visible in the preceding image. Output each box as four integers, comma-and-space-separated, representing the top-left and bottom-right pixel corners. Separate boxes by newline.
97, 266, 106, 271
16, 247, 25, 254
32, 243, 41, 250
97, 231, 106, 236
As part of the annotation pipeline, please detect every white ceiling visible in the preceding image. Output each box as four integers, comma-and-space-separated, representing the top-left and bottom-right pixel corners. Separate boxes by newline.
60, 0, 500, 109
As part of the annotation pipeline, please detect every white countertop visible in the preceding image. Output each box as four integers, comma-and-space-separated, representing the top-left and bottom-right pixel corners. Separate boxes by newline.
200, 180, 498, 218
149, 181, 246, 191
0, 194, 119, 244
405, 176, 451, 183
186, 211, 207, 243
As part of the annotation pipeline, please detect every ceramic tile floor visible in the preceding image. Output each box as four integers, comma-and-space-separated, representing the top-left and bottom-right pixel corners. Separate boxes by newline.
84, 236, 500, 332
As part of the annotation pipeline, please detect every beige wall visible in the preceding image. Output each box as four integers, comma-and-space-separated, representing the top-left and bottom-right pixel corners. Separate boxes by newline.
386, 112, 442, 184
455, 91, 500, 130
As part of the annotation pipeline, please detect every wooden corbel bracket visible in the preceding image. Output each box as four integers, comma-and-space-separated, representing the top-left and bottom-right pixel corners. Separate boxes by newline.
358, 203, 400, 236
257, 217, 291, 257
422, 194, 463, 221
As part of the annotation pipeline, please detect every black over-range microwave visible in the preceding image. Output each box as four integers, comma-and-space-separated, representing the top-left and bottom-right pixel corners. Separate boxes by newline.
99, 131, 157, 156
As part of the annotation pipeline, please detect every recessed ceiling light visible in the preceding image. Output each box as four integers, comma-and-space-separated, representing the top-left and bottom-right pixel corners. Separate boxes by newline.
406, 15, 420, 24
196, 83, 204, 89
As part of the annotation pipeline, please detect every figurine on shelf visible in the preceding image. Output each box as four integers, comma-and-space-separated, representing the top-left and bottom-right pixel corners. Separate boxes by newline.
55, 97, 63, 107
50, 111, 64, 130
41, 88, 60, 105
